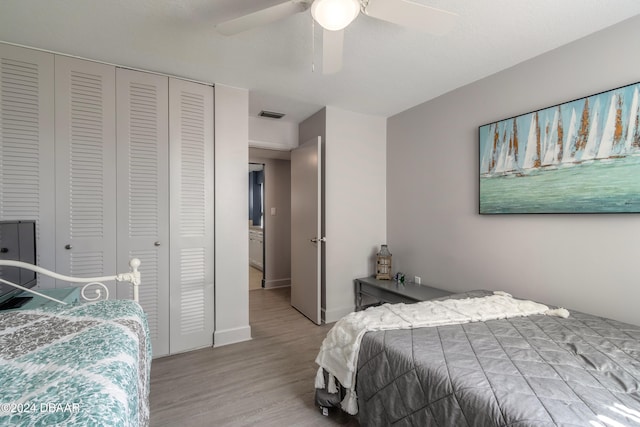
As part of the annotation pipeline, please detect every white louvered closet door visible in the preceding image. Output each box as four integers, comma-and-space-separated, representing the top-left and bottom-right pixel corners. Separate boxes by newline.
169, 78, 214, 354
55, 57, 117, 293
0, 44, 56, 287
116, 68, 170, 357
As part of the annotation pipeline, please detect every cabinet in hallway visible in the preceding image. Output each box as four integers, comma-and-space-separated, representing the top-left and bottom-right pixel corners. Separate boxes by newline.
249, 228, 263, 271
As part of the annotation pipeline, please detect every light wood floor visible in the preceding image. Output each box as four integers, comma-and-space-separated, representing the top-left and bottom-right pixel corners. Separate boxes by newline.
150, 287, 359, 426
249, 266, 263, 290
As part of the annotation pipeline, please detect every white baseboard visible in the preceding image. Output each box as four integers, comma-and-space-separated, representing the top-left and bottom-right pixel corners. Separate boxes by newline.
214, 325, 252, 347
322, 305, 354, 324
264, 278, 291, 289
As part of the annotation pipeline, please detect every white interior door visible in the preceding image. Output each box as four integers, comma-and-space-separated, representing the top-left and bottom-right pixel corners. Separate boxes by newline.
0, 45, 56, 288
54, 56, 117, 294
169, 77, 214, 354
116, 68, 170, 357
291, 137, 322, 324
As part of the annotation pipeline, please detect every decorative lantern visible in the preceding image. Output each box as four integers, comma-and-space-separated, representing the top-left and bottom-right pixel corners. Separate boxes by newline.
376, 244, 392, 280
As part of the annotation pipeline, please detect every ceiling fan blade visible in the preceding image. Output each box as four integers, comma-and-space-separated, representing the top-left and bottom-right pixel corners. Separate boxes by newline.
322, 29, 344, 74
216, 1, 310, 36
364, 0, 457, 35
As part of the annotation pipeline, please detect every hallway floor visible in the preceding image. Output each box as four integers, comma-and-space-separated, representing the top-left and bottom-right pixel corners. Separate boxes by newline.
249, 266, 262, 290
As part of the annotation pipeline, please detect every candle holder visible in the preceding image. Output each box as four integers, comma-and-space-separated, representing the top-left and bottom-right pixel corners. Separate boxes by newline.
376, 244, 392, 280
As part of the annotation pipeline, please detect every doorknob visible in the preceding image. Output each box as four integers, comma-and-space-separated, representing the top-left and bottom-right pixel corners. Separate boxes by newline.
65, 244, 72, 250
154, 241, 161, 247
309, 237, 327, 243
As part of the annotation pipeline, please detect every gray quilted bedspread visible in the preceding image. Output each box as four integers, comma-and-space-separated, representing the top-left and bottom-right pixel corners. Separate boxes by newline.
356, 293, 640, 426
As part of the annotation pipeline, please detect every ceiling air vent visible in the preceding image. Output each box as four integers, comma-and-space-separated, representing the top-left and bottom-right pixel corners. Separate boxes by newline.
259, 110, 285, 119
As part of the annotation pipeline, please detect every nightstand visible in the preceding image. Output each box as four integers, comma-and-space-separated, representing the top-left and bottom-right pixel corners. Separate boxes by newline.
354, 276, 452, 311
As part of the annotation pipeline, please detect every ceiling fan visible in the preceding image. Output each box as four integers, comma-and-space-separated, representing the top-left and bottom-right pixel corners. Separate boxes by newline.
215, 0, 457, 74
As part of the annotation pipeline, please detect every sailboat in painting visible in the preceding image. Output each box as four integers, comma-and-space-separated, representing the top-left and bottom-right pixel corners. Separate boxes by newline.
480, 82, 640, 177
541, 106, 563, 168
480, 123, 498, 176
561, 108, 578, 164
596, 94, 624, 160
522, 112, 541, 171
624, 86, 640, 154
578, 97, 600, 162
482, 119, 522, 176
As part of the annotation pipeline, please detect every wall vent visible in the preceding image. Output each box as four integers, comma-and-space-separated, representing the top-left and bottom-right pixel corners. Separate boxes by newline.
258, 110, 285, 119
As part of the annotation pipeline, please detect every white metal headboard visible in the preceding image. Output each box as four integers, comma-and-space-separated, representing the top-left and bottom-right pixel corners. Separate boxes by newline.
0, 258, 141, 305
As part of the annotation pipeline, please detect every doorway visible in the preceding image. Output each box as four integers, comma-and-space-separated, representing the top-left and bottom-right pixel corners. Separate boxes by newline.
247, 148, 292, 295
248, 163, 265, 290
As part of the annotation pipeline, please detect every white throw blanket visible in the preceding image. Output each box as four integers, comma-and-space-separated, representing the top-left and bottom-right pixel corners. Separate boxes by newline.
314, 291, 569, 415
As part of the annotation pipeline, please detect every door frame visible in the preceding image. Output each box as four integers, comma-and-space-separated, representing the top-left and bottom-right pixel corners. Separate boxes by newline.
248, 162, 265, 288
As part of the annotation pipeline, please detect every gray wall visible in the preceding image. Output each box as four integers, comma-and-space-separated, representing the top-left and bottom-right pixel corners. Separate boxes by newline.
299, 108, 327, 145
300, 107, 387, 322
387, 15, 640, 326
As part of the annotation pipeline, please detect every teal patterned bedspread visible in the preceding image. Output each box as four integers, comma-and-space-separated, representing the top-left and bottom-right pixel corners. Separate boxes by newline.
0, 300, 151, 426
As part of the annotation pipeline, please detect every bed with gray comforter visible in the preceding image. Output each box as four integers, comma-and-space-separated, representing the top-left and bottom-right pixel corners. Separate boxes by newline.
329, 291, 640, 426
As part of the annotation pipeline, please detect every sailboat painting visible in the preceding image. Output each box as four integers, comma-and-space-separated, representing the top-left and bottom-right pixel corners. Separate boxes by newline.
480, 81, 640, 214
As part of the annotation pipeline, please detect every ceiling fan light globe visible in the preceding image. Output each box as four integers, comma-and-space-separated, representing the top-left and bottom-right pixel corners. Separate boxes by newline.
311, 0, 360, 31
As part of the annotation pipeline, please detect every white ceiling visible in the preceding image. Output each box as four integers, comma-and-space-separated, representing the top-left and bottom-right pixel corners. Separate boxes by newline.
0, 1, 639, 124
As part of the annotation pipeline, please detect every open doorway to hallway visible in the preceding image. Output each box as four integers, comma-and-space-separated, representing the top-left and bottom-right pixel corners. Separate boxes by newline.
248, 162, 265, 290
248, 148, 292, 303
